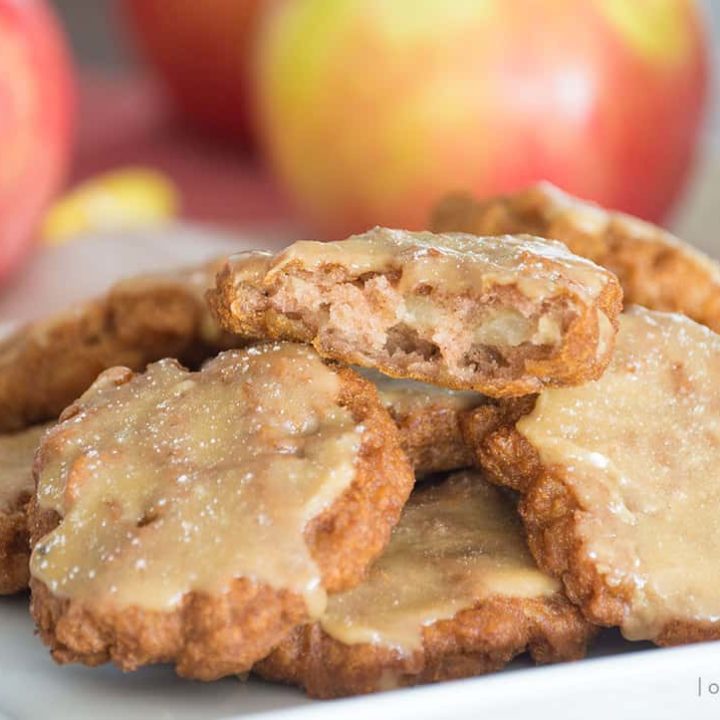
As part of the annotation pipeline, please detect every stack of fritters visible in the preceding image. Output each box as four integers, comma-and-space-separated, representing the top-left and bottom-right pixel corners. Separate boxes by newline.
433, 184, 720, 648
0, 260, 239, 594
3, 184, 720, 698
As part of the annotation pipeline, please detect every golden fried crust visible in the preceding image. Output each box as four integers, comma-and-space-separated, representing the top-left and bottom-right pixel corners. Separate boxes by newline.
431, 183, 720, 332
471, 422, 631, 628
388, 402, 475, 476
459, 396, 538, 491
28, 365, 415, 680
0, 500, 31, 594
207, 237, 623, 398
304, 367, 416, 592
0, 263, 237, 593
0, 423, 53, 595
473, 423, 720, 646
0, 264, 239, 433
376, 384, 534, 478
255, 594, 594, 698
401, 393, 540, 481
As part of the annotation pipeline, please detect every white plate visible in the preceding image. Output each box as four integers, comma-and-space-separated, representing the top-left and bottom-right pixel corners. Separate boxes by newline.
1, 587, 720, 720
0, 223, 718, 720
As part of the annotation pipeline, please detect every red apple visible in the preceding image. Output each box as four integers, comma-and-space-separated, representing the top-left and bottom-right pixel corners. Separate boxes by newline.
256, 0, 709, 238
122, 0, 265, 145
0, 0, 74, 279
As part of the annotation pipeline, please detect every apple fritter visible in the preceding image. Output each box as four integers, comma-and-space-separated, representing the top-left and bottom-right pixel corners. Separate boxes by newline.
431, 182, 720, 331
208, 228, 622, 397
29, 344, 413, 679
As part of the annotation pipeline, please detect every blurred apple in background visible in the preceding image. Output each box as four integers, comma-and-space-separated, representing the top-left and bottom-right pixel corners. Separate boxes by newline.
69, 73, 292, 230
255, 0, 709, 238
0, 0, 73, 279
122, 0, 264, 146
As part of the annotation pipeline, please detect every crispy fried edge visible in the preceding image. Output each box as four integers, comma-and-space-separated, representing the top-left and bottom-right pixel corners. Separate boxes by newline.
28, 360, 415, 680
397, 394, 537, 477
0, 270, 238, 434
207, 246, 623, 397
0, 424, 54, 596
0, 499, 31, 594
388, 401, 479, 476
430, 184, 720, 333
0, 267, 240, 593
255, 593, 594, 698
469, 417, 720, 646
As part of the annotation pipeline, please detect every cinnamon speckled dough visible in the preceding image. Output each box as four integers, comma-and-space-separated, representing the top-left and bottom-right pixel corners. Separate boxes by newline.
0, 424, 51, 594
207, 228, 622, 398
431, 182, 720, 332
0, 259, 239, 433
29, 345, 414, 679
473, 307, 720, 646
255, 472, 594, 698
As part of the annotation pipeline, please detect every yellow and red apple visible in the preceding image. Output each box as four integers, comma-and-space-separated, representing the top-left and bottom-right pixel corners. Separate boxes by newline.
123, 0, 265, 145
255, 0, 709, 237
0, 0, 74, 279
